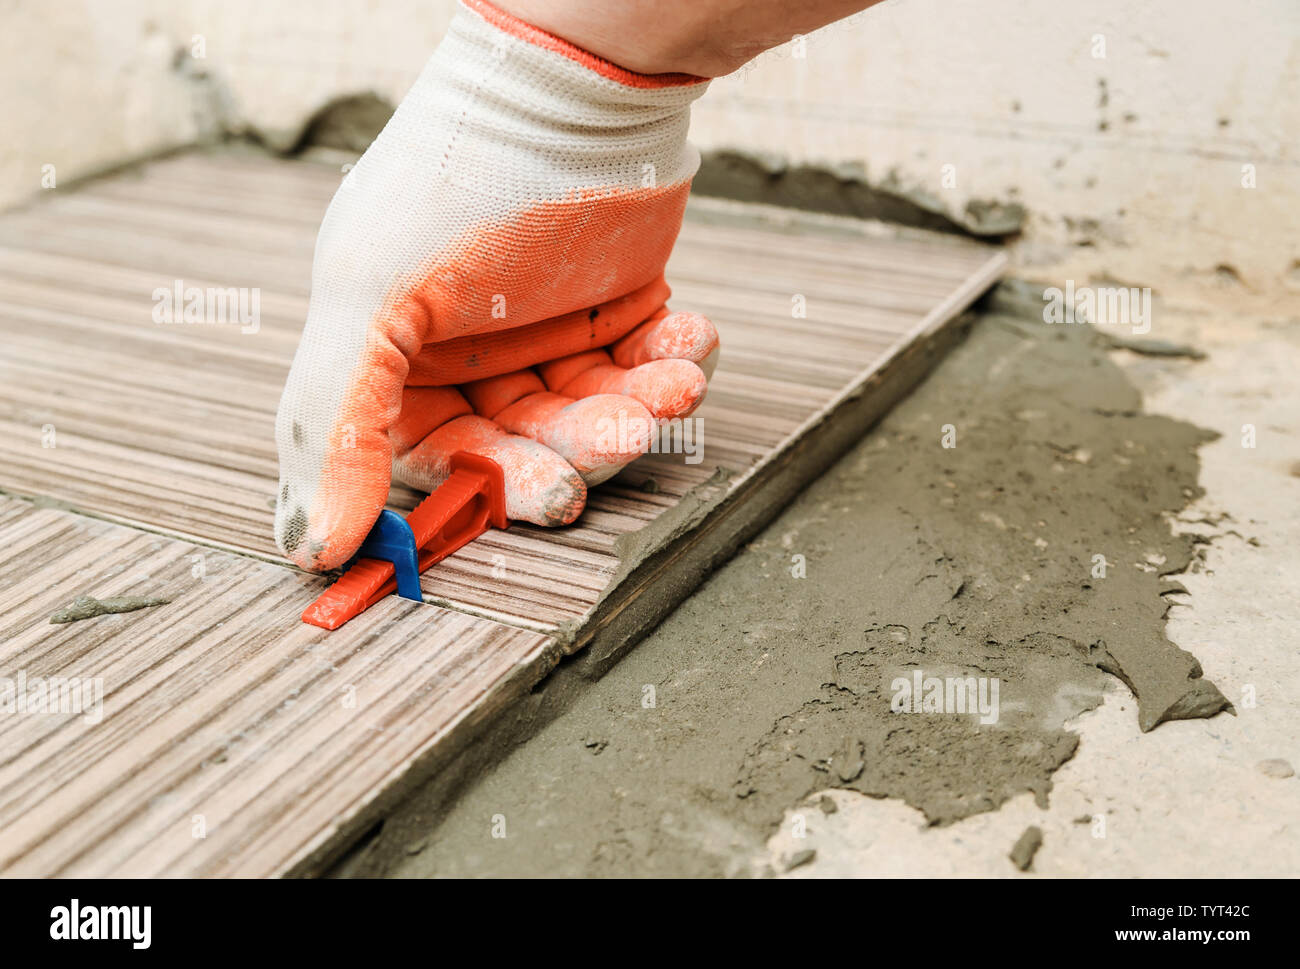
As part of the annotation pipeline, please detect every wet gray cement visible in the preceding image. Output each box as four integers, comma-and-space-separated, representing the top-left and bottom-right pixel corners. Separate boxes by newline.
1009, 825, 1044, 871
48, 594, 171, 624
692, 150, 1027, 238
340, 281, 1230, 878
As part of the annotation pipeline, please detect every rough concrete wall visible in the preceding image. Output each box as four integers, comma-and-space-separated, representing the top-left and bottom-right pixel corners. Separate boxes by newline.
5, 0, 1295, 295
695, 0, 1299, 301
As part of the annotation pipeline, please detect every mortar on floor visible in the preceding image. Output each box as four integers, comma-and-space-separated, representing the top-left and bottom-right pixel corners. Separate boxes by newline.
335, 281, 1231, 877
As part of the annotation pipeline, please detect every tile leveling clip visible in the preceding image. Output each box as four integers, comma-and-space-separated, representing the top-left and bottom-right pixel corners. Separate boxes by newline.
301, 451, 508, 630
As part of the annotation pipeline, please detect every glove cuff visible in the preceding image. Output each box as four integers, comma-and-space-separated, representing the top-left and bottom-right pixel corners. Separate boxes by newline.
459, 0, 709, 91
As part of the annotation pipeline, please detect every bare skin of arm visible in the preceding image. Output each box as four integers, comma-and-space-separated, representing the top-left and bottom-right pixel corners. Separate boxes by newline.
493, 0, 886, 77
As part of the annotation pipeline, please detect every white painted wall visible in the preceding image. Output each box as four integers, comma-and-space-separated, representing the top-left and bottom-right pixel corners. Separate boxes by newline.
4, 0, 1296, 296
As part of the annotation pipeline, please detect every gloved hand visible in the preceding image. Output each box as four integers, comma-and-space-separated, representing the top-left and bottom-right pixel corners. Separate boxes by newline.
275, 0, 718, 571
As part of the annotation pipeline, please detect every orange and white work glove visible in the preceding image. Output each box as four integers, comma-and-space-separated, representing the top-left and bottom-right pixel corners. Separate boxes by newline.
274, 0, 719, 571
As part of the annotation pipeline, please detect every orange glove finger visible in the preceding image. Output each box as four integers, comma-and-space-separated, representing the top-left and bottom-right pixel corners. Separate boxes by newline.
405, 278, 671, 387
536, 308, 717, 419
389, 386, 475, 455
393, 412, 586, 527
610, 309, 720, 378
538, 352, 708, 421
462, 371, 654, 485
494, 393, 653, 485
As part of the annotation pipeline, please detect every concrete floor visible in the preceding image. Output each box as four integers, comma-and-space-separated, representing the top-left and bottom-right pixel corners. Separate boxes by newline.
343, 271, 1299, 878
770, 282, 1300, 877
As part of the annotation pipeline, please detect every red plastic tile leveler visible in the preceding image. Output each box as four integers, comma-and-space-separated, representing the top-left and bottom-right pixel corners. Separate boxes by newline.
301, 451, 508, 630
